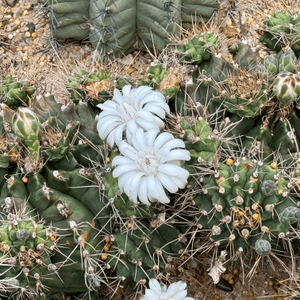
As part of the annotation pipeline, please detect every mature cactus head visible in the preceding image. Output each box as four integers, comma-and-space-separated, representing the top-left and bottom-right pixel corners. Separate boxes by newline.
218, 68, 270, 118
260, 10, 300, 55
194, 156, 298, 256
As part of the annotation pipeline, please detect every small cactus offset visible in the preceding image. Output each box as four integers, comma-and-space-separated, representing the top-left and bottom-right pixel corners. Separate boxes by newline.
67, 69, 115, 105
0, 76, 35, 108
138, 62, 180, 99
177, 33, 221, 65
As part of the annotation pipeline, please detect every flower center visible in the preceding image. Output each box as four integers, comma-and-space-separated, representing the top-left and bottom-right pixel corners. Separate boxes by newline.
138, 153, 161, 175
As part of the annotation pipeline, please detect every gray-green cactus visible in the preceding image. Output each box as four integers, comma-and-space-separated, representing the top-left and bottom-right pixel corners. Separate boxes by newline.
49, 0, 220, 57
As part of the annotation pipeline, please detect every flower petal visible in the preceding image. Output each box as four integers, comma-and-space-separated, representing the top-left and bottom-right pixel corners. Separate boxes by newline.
157, 172, 178, 193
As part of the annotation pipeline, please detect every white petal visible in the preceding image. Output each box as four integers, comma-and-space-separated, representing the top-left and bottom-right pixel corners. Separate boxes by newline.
149, 279, 162, 295
114, 123, 125, 146
155, 178, 170, 203
106, 128, 116, 148
113, 164, 139, 178
160, 149, 191, 163
174, 290, 187, 300
160, 138, 186, 151
138, 176, 150, 205
157, 172, 178, 193
136, 117, 159, 131
119, 142, 138, 160
131, 128, 146, 151
112, 156, 133, 167
144, 102, 169, 118
146, 129, 159, 147
158, 164, 189, 178
169, 175, 188, 189
144, 289, 159, 300
153, 132, 174, 151
166, 282, 179, 296
97, 119, 121, 138
152, 115, 165, 130
147, 175, 159, 199
121, 85, 132, 98
117, 171, 137, 190
97, 100, 117, 110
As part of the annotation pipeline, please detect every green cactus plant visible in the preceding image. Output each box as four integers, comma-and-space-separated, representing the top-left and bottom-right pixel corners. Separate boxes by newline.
0, 76, 35, 109
138, 62, 180, 99
67, 69, 115, 105
49, 0, 90, 40
194, 156, 299, 256
177, 33, 221, 65
49, 0, 220, 57
260, 11, 300, 55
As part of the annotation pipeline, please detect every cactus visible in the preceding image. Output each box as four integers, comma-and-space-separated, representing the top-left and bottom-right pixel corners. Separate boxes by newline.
67, 69, 114, 105
49, 0, 90, 40
138, 62, 180, 99
49, 0, 220, 57
194, 157, 299, 256
0, 76, 35, 109
220, 68, 270, 118
260, 11, 300, 55
180, 116, 220, 164
177, 33, 221, 65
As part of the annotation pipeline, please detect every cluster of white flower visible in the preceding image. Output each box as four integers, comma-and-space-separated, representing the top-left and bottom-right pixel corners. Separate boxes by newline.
97, 85, 190, 205
141, 279, 195, 300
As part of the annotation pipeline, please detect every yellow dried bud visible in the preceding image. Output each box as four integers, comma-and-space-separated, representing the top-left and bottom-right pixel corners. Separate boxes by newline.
271, 161, 277, 169
226, 158, 234, 166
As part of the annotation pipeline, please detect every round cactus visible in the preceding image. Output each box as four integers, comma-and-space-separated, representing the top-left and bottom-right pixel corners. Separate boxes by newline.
194, 157, 298, 256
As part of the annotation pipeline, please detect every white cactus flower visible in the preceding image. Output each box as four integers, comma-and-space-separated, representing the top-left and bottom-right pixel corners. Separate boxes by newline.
112, 126, 190, 205
141, 279, 195, 300
97, 85, 170, 148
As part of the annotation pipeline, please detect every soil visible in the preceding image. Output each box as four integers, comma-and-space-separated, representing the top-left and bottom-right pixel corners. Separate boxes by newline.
1, 0, 300, 299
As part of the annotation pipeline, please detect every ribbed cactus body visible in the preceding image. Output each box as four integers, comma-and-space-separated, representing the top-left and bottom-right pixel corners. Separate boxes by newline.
90, 0, 181, 57
50, 0, 90, 40
50, 0, 219, 57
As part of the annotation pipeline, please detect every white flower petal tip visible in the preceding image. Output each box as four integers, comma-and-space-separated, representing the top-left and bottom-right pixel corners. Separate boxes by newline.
112, 129, 191, 205
141, 279, 195, 300
96, 85, 170, 148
